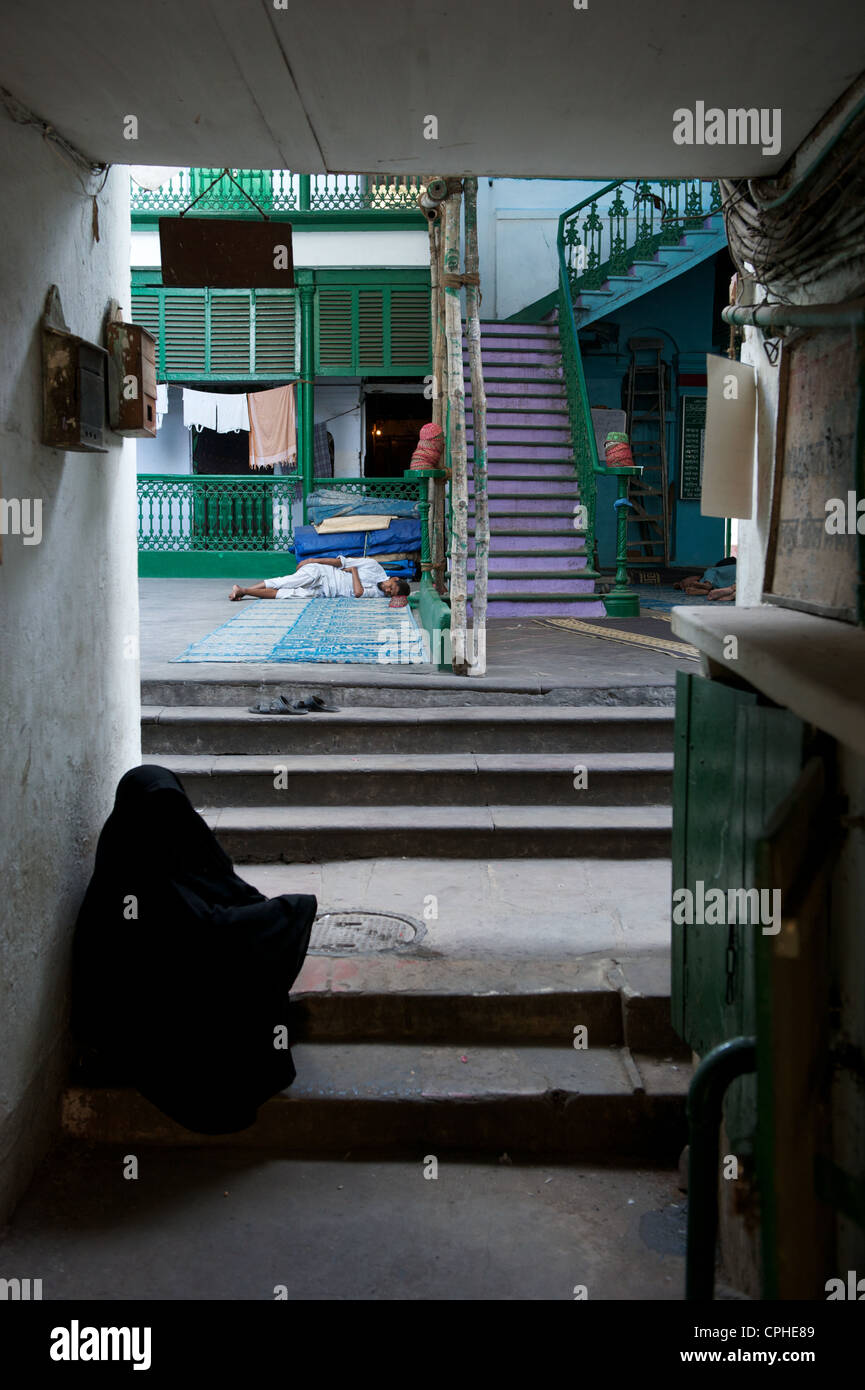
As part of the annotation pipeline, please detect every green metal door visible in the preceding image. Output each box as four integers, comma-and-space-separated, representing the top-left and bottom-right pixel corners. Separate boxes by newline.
671, 670, 807, 1149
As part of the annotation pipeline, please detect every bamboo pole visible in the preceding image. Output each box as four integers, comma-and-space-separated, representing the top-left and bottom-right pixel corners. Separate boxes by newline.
463, 176, 488, 675
427, 216, 446, 592
434, 210, 449, 594
443, 186, 468, 674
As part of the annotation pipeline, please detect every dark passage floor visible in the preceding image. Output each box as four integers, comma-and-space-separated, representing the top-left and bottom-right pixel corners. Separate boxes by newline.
0, 1144, 686, 1300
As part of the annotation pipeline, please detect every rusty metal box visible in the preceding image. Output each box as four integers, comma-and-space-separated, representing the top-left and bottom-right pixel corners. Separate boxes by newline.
106, 321, 157, 436
41, 326, 108, 452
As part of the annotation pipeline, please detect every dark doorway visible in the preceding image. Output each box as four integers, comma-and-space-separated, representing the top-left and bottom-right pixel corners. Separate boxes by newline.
363, 390, 430, 477
191, 426, 259, 475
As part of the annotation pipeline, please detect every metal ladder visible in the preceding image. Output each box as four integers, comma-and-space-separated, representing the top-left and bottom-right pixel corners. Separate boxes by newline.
624, 337, 670, 565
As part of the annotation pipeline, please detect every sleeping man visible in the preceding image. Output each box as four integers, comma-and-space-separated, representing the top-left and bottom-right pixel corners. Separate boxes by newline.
229, 555, 409, 602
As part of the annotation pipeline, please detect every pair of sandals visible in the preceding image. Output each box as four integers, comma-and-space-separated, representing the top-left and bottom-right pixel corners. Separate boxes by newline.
248, 693, 340, 716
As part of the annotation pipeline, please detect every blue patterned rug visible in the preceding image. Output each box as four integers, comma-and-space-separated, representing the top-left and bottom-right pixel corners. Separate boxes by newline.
172, 596, 427, 664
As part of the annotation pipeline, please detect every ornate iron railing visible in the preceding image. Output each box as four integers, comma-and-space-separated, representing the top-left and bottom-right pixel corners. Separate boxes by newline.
137, 474, 302, 553
130, 169, 427, 216
556, 246, 598, 565
137, 473, 429, 560
562, 178, 722, 292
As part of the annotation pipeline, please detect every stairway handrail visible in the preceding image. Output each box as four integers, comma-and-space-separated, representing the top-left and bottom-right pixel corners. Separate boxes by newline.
556, 212, 599, 564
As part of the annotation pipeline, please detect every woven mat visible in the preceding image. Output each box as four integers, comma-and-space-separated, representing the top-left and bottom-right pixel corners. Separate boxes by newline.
536, 614, 700, 660
172, 596, 427, 665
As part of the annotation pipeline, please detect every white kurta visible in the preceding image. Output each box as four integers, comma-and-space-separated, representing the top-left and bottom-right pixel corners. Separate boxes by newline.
265, 557, 387, 599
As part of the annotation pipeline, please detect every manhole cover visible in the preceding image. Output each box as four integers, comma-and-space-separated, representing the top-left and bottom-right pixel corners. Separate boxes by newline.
309, 910, 427, 954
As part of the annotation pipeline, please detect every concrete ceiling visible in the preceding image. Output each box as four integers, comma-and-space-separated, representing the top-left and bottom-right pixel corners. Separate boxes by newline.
1, 0, 864, 177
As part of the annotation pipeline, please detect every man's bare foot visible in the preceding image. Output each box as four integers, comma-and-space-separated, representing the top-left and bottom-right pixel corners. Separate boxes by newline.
707, 585, 736, 602
229, 584, 244, 601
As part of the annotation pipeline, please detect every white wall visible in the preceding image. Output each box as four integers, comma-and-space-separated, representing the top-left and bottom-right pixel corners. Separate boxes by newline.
476, 178, 606, 319
136, 385, 191, 473
0, 137, 140, 1220
315, 382, 363, 476
131, 227, 428, 269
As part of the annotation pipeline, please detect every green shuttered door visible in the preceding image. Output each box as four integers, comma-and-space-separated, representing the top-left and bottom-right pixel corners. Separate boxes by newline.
315, 285, 430, 374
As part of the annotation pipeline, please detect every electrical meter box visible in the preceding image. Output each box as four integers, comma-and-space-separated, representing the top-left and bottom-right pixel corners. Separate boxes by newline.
106, 320, 157, 437
41, 287, 108, 452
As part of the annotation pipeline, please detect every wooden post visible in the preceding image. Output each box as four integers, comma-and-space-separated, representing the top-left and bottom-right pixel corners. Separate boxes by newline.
443, 186, 468, 674
463, 176, 488, 675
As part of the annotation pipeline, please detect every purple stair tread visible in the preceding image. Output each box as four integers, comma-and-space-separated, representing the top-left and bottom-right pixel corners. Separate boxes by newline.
460, 317, 598, 612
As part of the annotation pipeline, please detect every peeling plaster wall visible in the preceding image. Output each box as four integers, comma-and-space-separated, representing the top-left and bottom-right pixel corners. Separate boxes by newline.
0, 134, 140, 1221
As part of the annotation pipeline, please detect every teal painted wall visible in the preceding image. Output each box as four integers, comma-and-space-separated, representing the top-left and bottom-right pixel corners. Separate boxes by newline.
584, 256, 727, 571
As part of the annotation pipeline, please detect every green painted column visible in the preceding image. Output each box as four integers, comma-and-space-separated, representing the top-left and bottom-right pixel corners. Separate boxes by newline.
598, 464, 642, 617
298, 174, 311, 211
299, 283, 315, 524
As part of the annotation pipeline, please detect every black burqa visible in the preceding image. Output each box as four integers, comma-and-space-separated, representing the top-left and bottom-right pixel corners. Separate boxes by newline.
71, 765, 317, 1134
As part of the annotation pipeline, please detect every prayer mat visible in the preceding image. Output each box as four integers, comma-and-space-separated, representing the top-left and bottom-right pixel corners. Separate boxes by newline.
537, 614, 700, 660
172, 596, 427, 665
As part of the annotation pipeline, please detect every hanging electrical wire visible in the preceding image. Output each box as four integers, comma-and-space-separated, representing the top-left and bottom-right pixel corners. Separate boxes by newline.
717, 92, 865, 298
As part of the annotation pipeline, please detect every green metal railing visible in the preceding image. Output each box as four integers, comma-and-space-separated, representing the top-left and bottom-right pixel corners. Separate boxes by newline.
555, 178, 723, 571
138, 474, 302, 553
131, 169, 426, 216
562, 178, 722, 293
557, 218, 599, 567
137, 472, 429, 561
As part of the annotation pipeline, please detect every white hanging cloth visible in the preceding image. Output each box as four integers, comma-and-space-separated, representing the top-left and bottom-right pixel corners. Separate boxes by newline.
181, 389, 250, 433
216, 393, 250, 432
182, 389, 218, 432
155, 384, 169, 429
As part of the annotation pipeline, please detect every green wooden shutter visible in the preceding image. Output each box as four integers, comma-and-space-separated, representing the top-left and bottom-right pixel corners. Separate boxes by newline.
210, 293, 252, 373
163, 294, 206, 373
357, 289, 385, 368
130, 293, 159, 340
254, 293, 297, 372
317, 290, 353, 370
391, 289, 430, 367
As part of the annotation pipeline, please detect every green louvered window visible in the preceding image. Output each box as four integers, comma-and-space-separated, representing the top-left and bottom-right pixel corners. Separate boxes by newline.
315, 285, 430, 374
130, 287, 298, 380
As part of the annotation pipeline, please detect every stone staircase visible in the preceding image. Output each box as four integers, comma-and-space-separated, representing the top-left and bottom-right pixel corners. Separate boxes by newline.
63, 681, 688, 1162
462, 320, 604, 620
571, 212, 728, 330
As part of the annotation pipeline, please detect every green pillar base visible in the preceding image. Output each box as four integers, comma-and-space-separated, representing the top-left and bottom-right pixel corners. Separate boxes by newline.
603, 588, 641, 617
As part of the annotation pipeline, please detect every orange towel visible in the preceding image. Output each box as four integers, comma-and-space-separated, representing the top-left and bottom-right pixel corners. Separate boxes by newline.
248, 384, 297, 470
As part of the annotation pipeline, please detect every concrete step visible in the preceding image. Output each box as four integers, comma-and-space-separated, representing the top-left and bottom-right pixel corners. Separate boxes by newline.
485, 518, 584, 533
141, 678, 675, 710
479, 597, 606, 619
63, 1044, 689, 1159
142, 704, 675, 756
462, 363, 563, 380
470, 486, 579, 504
68, 951, 681, 1052
158, 751, 674, 808
201, 804, 672, 861
471, 533, 586, 553
473, 576, 594, 595
466, 402, 569, 418
477, 555, 590, 572
470, 378, 566, 397
483, 461, 575, 479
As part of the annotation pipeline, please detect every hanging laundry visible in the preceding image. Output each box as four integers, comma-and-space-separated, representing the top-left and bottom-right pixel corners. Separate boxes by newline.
248, 384, 296, 470
313, 422, 333, 479
182, 389, 251, 433
155, 384, 169, 429
216, 393, 250, 433
182, 388, 218, 432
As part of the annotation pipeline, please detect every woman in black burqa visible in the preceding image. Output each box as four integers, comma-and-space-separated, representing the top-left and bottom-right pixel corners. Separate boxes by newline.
71, 765, 317, 1134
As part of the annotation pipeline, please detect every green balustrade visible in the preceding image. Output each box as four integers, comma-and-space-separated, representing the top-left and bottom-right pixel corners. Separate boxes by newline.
131, 169, 426, 217
137, 472, 430, 579
561, 178, 722, 297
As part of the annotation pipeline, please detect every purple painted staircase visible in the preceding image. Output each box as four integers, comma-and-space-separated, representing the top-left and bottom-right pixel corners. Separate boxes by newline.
461, 320, 604, 619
